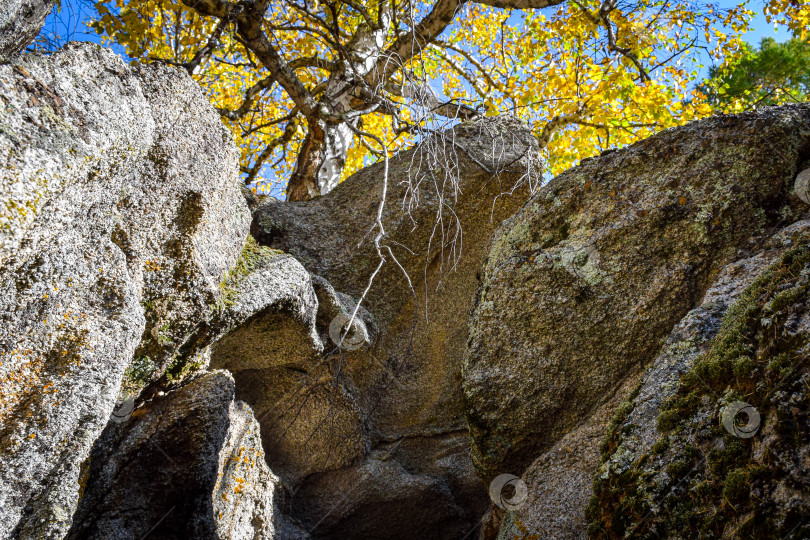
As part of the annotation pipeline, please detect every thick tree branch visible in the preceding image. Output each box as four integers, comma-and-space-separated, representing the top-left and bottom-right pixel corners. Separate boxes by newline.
216, 59, 330, 122
371, 0, 464, 85
181, 0, 321, 116
289, 56, 336, 72
598, 0, 651, 82
372, 0, 567, 86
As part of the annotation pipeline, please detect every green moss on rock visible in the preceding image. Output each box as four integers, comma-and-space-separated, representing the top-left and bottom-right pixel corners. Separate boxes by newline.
216, 235, 283, 311
588, 240, 810, 538
164, 352, 204, 383
122, 356, 155, 395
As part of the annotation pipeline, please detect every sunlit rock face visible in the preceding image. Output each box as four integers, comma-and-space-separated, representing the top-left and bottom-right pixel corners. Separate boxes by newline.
464, 104, 810, 539
0, 42, 249, 538
248, 116, 538, 538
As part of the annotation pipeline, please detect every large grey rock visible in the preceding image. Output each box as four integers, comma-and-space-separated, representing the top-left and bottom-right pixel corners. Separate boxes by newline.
0, 43, 249, 537
0, 0, 56, 58
67, 371, 298, 540
247, 116, 538, 536
589, 221, 810, 538
463, 104, 810, 484
209, 242, 356, 486
499, 222, 810, 539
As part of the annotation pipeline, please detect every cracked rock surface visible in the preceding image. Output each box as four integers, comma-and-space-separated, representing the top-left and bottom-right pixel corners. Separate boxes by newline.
0, 43, 249, 538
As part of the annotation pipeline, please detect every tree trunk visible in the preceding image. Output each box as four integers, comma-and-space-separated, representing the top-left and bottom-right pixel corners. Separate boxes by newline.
284, 12, 397, 202
286, 118, 354, 201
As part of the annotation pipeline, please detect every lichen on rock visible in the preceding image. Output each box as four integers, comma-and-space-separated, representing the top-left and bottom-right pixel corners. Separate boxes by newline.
589, 223, 810, 538
0, 42, 249, 537
464, 104, 810, 488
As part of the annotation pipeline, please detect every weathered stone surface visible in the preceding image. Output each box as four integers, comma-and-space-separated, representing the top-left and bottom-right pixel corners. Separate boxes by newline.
497, 222, 810, 539
464, 104, 810, 484
0, 43, 249, 537
249, 116, 539, 534
212, 238, 322, 360
209, 243, 355, 486
0, 0, 56, 58
495, 373, 642, 540
292, 431, 487, 540
68, 371, 298, 540
589, 221, 810, 538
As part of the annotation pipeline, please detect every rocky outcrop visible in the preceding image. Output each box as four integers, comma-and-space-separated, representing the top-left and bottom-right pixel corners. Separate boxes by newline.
0, 0, 55, 58
589, 221, 810, 538
67, 371, 298, 540
3, 23, 810, 540
464, 105, 810, 489
249, 116, 538, 536
0, 43, 249, 537
1, 36, 530, 538
499, 221, 810, 539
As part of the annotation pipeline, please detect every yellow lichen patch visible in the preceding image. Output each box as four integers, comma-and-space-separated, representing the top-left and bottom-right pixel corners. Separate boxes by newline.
0, 351, 46, 425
